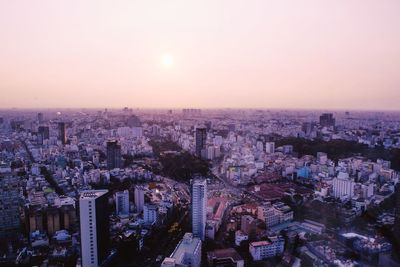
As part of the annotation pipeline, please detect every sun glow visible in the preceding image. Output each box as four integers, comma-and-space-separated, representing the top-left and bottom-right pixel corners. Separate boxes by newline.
162, 53, 174, 68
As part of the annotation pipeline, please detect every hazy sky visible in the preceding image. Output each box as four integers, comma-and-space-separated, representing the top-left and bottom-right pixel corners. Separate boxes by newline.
0, 0, 399, 110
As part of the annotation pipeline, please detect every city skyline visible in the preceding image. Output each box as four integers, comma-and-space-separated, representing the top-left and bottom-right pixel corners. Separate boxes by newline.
1, 0, 400, 110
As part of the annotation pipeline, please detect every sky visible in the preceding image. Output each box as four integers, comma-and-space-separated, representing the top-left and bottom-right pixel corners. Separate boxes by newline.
0, 0, 399, 110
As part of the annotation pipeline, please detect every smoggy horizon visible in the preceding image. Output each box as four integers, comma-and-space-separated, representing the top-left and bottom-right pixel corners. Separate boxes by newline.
1, 1, 400, 110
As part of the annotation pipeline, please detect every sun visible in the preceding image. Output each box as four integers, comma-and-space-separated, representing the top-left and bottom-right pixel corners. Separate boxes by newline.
162, 53, 174, 68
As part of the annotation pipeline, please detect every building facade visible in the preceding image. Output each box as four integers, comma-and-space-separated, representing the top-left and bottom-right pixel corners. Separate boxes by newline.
79, 190, 109, 267
191, 179, 207, 241
115, 190, 129, 216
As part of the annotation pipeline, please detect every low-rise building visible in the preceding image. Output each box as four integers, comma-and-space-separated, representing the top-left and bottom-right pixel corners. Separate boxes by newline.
249, 235, 285, 261
161, 233, 202, 267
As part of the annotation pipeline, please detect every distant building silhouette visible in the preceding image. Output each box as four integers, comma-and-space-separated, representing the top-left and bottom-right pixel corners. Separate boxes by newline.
58, 122, 67, 145
37, 112, 44, 123
38, 126, 50, 144
319, 113, 335, 127
195, 126, 207, 159
106, 140, 121, 170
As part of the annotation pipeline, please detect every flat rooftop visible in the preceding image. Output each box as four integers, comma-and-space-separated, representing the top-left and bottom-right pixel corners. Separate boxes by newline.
170, 233, 201, 264
250, 241, 271, 247
208, 248, 243, 261
80, 190, 108, 200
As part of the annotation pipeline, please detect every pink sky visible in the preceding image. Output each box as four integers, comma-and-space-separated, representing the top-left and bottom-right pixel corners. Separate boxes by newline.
0, 0, 399, 110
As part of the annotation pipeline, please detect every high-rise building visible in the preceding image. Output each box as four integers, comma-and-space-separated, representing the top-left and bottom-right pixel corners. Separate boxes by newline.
265, 142, 275, 154
38, 126, 50, 145
115, 190, 129, 216
37, 112, 44, 123
79, 190, 109, 267
143, 204, 158, 224
106, 140, 121, 170
58, 122, 67, 145
332, 177, 355, 199
302, 122, 316, 136
134, 186, 145, 213
195, 126, 207, 158
0, 175, 21, 241
319, 113, 336, 127
161, 233, 202, 267
191, 178, 207, 241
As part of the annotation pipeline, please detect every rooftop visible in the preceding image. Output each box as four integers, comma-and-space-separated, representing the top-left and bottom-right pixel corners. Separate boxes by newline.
169, 233, 201, 264
80, 189, 108, 200
250, 240, 271, 247
208, 248, 243, 262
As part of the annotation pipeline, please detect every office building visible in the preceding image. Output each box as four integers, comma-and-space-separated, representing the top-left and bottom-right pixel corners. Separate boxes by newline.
106, 140, 121, 170
58, 122, 67, 145
79, 190, 109, 267
38, 126, 50, 145
191, 178, 207, 241
0, 175, 21, 240
134, 186, 145, 213
115, 190, 129, 216
195, 126, 207, 158
161, 233, 202, 267
319, 113, 335, 127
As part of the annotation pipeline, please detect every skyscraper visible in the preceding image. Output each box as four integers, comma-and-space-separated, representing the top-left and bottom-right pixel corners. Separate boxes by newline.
58, 122, 67, 145
191, 178, 207, 241
115, 190, 129, 216
195, 126, 207, 159
0, 175, 21, 241
106, 140, 121, 170
134, 186, 145, 213
38, 126, 50, 145
79, 190, 109, 267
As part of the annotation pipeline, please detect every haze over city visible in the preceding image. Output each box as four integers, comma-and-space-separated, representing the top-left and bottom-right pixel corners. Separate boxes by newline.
2, 2, 400, 267
1, 0, 400, 110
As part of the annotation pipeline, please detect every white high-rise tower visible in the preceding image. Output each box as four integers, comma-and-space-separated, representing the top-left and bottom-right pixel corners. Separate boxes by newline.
79, 190, 109, 267
134, 186, 145, 213
191, 178, 207, 241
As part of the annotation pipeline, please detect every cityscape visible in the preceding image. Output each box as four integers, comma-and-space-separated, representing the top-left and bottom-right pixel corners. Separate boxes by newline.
0, 109, 399, 266
1, 1, 400, 267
